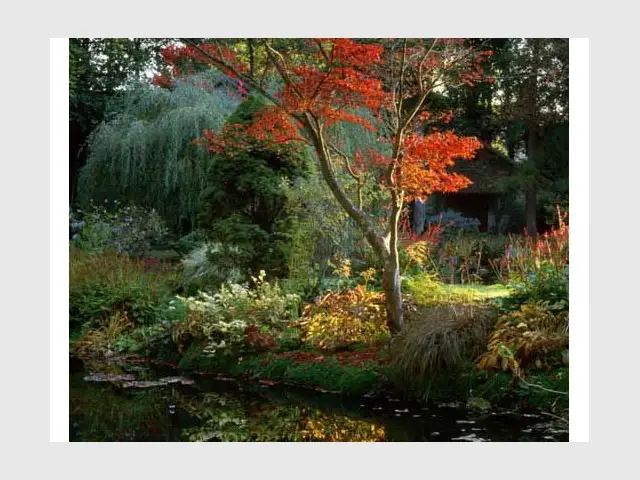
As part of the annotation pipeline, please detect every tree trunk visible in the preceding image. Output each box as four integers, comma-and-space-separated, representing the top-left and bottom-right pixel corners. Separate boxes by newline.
248, 39, 256, 77
525, 39, 541, 236
308, 123, 405, 333
382, 257, 404, 334
412, 199, 427, 235
525, 186, 537, 235
525, 123, 539, 235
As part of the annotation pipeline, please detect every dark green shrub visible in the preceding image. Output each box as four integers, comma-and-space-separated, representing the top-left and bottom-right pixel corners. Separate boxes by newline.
173, 229, 208, 255
282, 358, 379, 395
260, 357, 295, 380
284, 359, 344, 390
197, 95, 313, 280
336, 366, 378, 395
178, 343, 217, 371
277, 328, 303, 351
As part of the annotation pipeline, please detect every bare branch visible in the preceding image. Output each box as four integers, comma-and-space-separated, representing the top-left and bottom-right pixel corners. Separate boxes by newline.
314, 39, 331, 65
179, 38, 304, 123
306, 117, 387, 257
396, 39, 408, 120
263, 40, 304, 99
418, 38, 439, 93
327, 143, 365, 210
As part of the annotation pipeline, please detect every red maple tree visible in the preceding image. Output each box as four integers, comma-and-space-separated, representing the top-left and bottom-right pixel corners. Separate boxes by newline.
157, 38, 490, 333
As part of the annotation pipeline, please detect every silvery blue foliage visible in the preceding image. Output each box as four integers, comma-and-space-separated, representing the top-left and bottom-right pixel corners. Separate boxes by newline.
425, 210, 481, 236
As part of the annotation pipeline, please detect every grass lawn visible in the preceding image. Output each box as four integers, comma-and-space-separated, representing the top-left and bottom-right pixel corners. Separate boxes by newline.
441, 283, 512, 300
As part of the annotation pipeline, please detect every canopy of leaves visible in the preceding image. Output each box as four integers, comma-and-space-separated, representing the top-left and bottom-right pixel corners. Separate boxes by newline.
160, 39, 487, 208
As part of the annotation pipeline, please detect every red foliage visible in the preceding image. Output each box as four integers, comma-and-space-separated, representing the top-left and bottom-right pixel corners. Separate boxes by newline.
273, 347, 390, 367
490, 206, 569, 281
244, 325, 278, 352
140, 257, 175, 273
400, 214, 445, 248
158, 38, 489, 214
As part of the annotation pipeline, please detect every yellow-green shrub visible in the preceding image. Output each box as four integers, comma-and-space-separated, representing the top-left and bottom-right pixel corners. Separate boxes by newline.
295, 285, 389, 350
476, 301, 568, 376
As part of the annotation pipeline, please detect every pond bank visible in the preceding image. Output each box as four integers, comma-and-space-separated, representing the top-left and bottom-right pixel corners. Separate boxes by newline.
73, 343, 568, 419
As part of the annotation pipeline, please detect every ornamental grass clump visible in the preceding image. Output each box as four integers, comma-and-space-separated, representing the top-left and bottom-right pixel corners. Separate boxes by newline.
180, 242, 245, 294
72, 312, 133, 361
69, 247, 178, 327
391, 303, 498, 378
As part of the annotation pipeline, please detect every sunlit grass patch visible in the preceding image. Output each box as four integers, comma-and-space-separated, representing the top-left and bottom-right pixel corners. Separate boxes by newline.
442, 284, 512, 300
404, 273, 512, 307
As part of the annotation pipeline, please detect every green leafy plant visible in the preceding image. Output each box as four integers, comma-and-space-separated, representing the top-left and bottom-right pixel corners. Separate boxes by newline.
498, 262, 568, 315
403, 273, 448, 306
277, 327, 303, 351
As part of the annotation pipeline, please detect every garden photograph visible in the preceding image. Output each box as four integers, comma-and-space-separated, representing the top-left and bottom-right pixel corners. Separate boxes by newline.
68, 37, 571, 442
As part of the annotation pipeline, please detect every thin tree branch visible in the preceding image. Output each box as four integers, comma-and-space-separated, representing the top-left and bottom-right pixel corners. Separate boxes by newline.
519, 376, 568, 395
327, 143, 364, 210
179, 38, 304, 123
263, 41, 304, 99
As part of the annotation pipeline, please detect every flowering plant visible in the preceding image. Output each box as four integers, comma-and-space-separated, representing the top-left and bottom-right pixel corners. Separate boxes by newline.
171, 271, 300, 355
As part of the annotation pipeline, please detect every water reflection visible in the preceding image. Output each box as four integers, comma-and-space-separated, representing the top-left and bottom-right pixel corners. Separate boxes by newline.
69, 371, 568, 442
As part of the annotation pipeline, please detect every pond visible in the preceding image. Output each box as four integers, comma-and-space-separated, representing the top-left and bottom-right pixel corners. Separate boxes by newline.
69, 363, 568, 442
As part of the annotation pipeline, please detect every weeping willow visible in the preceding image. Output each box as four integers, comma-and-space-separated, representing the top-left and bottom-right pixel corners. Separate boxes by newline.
77, 71, 242, 233
326, 108, 390, 158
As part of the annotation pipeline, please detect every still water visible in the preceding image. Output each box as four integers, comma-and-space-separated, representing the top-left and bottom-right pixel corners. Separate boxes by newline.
69, 366, 568, 442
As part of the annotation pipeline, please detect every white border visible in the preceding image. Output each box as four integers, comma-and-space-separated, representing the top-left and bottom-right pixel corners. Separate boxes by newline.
568, 38, 588, 442
50, 38, 69, 442
49, 34, 589, 449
